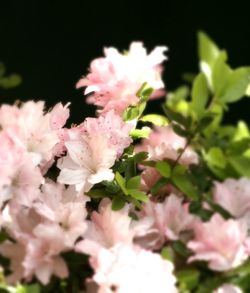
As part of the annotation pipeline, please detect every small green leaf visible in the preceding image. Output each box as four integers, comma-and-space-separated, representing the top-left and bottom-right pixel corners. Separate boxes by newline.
141, 114, 169, 126
128, 189, 148, 202
161, 246, 174, 261
122, 106, 140, 121
229, 156, 250, 177
167, 85, 190, 104
85, 189, 106, 198
136, 82, 154, 102
198, 31, 220, 67
155, 161, 171, 178
162, 106, 188, 127
172, 123, 189, 137
177, 269, 200, 291
172, 171, 199, 200
0, 74, 22, 89
233, 121, 250, 141
204, 147, 226, 169
172, 240, 192, 257
151, 177, 169, 195
126, 176, 141, 189
133, 152, 148, 163
219, 67, 250, 103
191, 73, 209, 117
112, 197, 126, 210
196, 115, 214, 131
130, 126, 151, 138
115, 172, 128, 195
212, 51, 231, 96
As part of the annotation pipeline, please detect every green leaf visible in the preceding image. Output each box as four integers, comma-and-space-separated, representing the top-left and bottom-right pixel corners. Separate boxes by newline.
172, 169, 199, 200
0, 74, 22, 89
191, 73, 209, 117
204, 147, 227, 169
115, 172, 128, 195
219, 67, 250, 103
133, 152, 148, 163
198, 31, 220, 67
229, 156, 250, 177
103, 181, 120, 194
172, 124, 189, 137
151, 177, 169, 195
212, 51, 231, 96
161, 246, 174, 261
127, 189, 148, 202
126, 176, 141, 189
136, 82, 154, 102
167, 85, 190, 104
172, 240, 192, 257
155, 161, 171, 178
233, 121, 250, 141
162, 106, 189, 127
196, 115, 214, 131
130, 126, 151, 138
177, 269, 200, 291
24, 284, 40, 293
112, 197, 126, 211
85, 189, 106, 198
122, 106, 140, 121
140, 114, 168, 126
198, 31, 221, 88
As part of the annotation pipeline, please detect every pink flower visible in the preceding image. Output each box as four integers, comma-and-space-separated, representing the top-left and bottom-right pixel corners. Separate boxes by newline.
23, 233, 68, 284
77, 42, 167, 114
34, 182, 88, 247
89, 244, 177, 293
187, 213, 248, 271
76, 198, 151, 256
136, 194, 198, 249
136, 126, 198, 165
0, 132, 43, 208
0, 101, 69, 167
82, 111, 132, 158
213, 178, 250, 221
49, 102, 70, 130
213, 284, 243, 293
57, 134, 117, 192
0, 241, 26, 284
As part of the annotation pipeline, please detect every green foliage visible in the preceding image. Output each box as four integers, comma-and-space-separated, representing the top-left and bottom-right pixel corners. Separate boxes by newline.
0, 63, 22, 89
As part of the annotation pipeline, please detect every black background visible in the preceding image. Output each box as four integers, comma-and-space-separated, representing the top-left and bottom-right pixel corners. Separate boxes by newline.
1, 0, 250, 123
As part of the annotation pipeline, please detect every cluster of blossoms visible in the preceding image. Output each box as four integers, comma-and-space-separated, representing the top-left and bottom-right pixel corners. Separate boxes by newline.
1, 38, 250, 292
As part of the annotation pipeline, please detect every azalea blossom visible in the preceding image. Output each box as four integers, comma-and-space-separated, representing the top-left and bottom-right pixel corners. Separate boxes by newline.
76, 42, 167, 114
34, 182, 88, 247
135, 194, 198, 249
23, 231, 68, 284
0, 241, 26, 284
0, 132, 43, 208
57, 134, 117, 192
57, 111, 132, 191
213, 177, 250, 222
76, 198, 152, 256
0, 101, 69, 167
89, 244, 177, 293
136, 125, 198, 165
213, 284, 243, 293
82, 110, 132, 158
188, 213, 249, 271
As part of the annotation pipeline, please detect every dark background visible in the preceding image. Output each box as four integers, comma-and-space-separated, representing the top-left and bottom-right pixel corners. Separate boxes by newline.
1, 0, 250, 123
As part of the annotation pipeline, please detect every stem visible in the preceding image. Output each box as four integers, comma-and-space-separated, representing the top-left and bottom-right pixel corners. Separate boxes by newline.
172, 136, 192, 168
